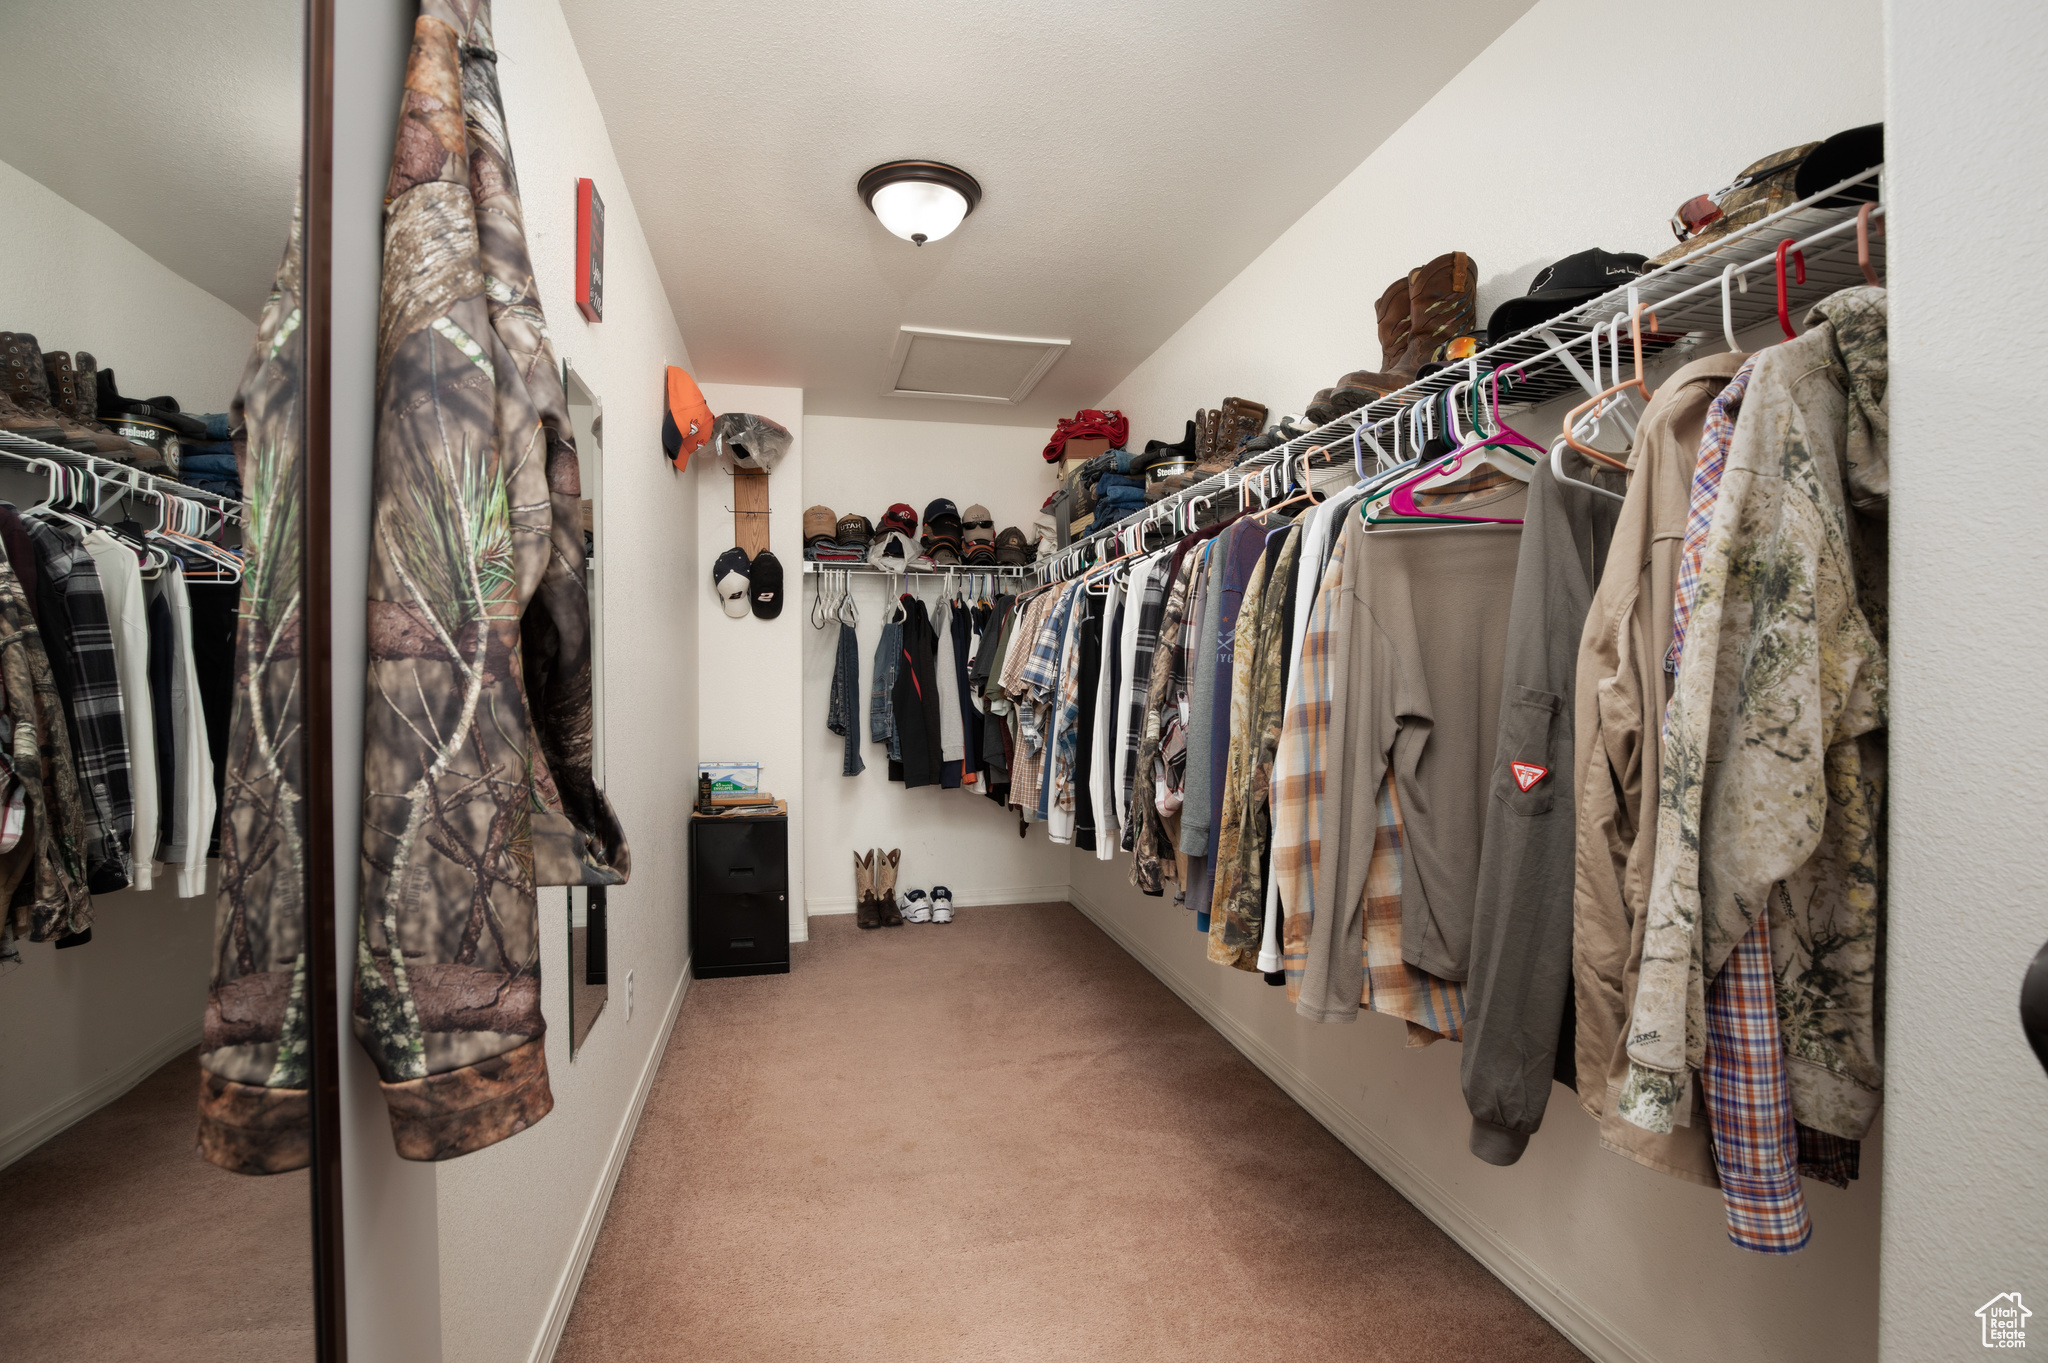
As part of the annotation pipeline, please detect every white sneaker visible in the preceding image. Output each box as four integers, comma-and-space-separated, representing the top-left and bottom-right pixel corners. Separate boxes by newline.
930, 887, 954, 923
900, 889, 932, 924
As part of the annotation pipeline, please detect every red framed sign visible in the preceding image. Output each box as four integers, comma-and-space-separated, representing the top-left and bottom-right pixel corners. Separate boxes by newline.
575, 177, 605, 322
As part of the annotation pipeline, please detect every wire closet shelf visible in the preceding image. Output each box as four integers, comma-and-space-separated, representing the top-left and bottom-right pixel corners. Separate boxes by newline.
1043, 165, 1884, 579
0, 428, 247, 526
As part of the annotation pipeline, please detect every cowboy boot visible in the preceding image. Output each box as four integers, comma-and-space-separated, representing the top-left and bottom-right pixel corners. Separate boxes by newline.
854, 849, 880, 929
1333, 256, 1472, 401
876, 849, 904, 927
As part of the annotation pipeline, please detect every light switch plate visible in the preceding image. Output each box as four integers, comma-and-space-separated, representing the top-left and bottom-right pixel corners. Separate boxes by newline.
625, 970, 634, 1022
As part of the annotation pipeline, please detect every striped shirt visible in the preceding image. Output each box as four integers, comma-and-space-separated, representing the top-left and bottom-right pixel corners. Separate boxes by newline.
1667, 356, 1757, 676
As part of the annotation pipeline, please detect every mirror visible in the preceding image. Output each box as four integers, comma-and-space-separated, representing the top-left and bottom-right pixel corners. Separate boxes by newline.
564, 359, 608, 1055
0, 1, 324, 1358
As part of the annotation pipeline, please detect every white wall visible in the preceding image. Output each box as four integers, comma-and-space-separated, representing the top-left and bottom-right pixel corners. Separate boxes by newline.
1881, 2, 2048, 1359
800, 415, 1067, 916
0, 155, 257, 413
413, 3, 702, 1362
1071, 1, 1888, 1360
1097, 0, 1885, 452
0, 157, 257, 1165
695, 381, 806, 938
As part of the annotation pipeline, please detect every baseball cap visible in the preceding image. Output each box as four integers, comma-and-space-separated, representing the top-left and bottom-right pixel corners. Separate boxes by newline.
804, 505, 837, 545
877, 503, 918, 539
992, 526, 1030, 566
836, 512, 874, 549
710, 412, 792, 474
961, 504, 995, 564
664, 367, 715, 470
749, 549, 784, 619
1485, 249, 1651, 347
711, 547, 751, 619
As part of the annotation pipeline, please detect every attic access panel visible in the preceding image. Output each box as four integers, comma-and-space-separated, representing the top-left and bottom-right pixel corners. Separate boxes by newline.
883, 326, 1069, 404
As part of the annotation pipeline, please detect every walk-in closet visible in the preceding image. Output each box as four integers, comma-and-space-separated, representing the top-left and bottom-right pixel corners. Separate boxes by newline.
0, 1, 2041, 1361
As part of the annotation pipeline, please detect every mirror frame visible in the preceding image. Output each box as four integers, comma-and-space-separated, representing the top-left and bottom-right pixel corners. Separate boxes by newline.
301, 2, 346, 1359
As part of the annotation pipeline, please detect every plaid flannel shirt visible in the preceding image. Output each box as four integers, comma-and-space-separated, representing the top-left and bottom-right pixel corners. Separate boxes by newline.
20, 516, 131, 890
1666, 356, 1756, 677
1701, 904, 1812, 1253
1273, 535, 1346, 999
1362, 771, 1466, 1042
1120, 554, 1169, 838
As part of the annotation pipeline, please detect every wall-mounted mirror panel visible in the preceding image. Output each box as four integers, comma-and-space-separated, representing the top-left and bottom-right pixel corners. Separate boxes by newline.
563, 359, 608, 1056
0, 2, 327, 1358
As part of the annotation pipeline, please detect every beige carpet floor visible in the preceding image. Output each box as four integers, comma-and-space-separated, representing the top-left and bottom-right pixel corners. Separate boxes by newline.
0, 1047, 313, 1362
558, 902, 1582, 1363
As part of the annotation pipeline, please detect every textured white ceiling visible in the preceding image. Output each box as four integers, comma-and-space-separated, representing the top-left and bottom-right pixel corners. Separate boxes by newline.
562, 0, 1536, 426
0, 0, 301, 321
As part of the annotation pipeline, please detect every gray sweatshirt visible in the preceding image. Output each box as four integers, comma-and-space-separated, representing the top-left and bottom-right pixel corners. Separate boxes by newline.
1459, 455, 1621, 1165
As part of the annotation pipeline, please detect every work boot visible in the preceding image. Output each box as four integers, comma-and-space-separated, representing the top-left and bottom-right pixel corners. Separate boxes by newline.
854, 850, 881, 929
1335, 254, 1474, 401
0, 391, 67, 445
1, 334, 127, 457
875, 849, 904, 927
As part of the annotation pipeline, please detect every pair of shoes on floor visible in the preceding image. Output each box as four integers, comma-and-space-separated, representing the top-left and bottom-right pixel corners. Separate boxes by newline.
853, 848, 903, 928
899, 887, 953, 924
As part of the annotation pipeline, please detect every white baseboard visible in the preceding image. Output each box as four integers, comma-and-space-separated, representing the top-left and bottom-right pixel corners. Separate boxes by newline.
530, 957, 692, 1363
1066, 886, 1654, 1363
1, 1021, 203, 1169
806, 883, 1071, 916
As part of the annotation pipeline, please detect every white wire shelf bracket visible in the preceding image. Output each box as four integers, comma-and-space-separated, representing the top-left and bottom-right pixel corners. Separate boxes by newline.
1050, 165, 1884, 574
0, 428, 246, 522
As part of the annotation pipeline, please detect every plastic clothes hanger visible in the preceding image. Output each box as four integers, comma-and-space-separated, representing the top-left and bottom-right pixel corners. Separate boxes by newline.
839, 572, 860, 626
811, 569, 831, 629
1857, 204, 1884, 287
1560, 304, 1651, 470
1774, 238, 1806, 340
1719, 264, 1743, 352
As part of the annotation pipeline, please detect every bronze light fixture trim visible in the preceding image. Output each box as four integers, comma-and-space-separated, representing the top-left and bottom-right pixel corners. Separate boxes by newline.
858, 160, 982, 246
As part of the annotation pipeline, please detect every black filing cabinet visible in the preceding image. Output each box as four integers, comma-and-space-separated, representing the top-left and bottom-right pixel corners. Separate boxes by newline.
690, 814, 790, 977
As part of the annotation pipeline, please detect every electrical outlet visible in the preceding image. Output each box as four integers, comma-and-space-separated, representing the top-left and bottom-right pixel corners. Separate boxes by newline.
625, 970, 634, 1022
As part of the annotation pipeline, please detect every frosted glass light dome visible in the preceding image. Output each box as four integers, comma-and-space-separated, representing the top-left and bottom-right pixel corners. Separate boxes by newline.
870, 180, 968, 245
859, 161, 982, 247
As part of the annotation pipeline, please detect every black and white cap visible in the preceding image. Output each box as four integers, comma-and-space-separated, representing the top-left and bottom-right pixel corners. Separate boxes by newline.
712, 546, 752, 619
749, 549, 784, 619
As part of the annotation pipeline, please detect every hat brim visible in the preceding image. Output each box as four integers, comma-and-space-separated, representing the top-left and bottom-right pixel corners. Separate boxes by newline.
1486, 287, 1610, 347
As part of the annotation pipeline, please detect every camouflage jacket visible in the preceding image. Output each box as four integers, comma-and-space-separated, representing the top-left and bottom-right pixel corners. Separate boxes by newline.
356, 0, 628, 1162
1620, 288, 1888, 1140
1211, 523, 1298, 969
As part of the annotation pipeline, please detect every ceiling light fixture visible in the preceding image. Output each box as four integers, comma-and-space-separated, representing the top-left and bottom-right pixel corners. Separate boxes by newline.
858, 160, 981, 247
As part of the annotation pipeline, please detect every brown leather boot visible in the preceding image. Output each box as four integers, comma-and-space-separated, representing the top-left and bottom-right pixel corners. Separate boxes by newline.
1, 334, 130, 457
854, 850, 881, 928
0, 391, 67, 445
875, 849, 904, 926
1335, 255, 1473, 400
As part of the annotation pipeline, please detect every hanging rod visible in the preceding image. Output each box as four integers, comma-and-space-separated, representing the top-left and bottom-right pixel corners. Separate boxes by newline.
0, 428, 246, 523
801, 559, 1035, 578
1049, 165, 1885, 575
